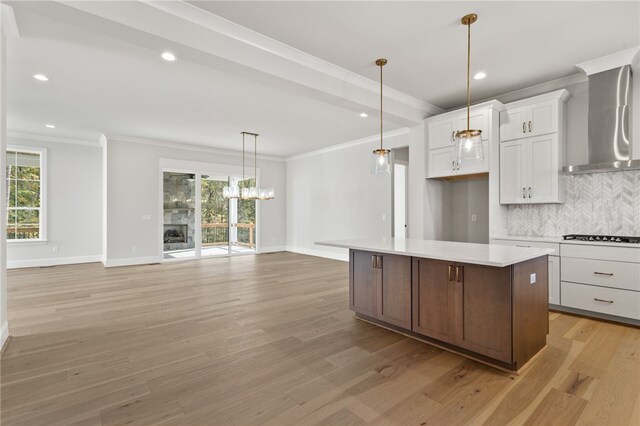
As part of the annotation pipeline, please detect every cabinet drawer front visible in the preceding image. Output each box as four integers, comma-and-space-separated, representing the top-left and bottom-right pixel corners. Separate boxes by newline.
561, 281, 640, 320
561, 244, 640, 262
561, 258, 640, 291
491, 239, 560, 256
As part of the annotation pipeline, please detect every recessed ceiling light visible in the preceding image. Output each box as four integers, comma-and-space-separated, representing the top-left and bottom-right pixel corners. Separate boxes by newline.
360, 112, 368, 118
473, 72, 487, 80
161, 52, 176, 62
33, 74, 49, 81
45, 124, 56, 129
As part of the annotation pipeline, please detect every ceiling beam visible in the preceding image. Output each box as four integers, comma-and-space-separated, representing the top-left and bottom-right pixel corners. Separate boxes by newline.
1, 4, 20, 38
56, 0, 442, 126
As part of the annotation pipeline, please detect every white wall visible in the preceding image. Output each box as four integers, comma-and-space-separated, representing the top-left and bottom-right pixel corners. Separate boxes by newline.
286, 128, 428, 260
7, 136, 102, 268
105, 138, 286, 266
0, 14, 8, 348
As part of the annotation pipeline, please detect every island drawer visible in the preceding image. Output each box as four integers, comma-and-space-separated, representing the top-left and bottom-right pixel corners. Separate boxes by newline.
561, 281, 640, 320
560, 244, 640, 262
561, 258, 640, 291
491, 239, 559, 256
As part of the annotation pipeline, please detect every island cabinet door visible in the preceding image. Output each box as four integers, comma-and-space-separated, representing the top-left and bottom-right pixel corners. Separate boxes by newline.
378, 254, 412, 329
350, 250, 379, 318
455, 263, 513, 363
412, 258, 457, 344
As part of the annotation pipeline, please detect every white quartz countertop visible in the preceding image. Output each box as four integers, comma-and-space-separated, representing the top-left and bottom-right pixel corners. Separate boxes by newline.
316, 238, 553, 267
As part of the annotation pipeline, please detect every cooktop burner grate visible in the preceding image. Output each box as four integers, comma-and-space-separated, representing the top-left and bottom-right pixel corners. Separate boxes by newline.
562, 234, 640, 244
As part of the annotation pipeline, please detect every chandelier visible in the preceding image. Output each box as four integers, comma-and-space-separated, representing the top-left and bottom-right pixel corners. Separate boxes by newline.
223, 132, 275, 200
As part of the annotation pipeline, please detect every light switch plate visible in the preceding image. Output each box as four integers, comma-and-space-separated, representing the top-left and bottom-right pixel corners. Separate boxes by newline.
530, 273, 536, 284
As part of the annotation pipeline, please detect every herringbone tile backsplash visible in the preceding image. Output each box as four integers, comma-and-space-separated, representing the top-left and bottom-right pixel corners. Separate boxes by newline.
507, 171, 640, 237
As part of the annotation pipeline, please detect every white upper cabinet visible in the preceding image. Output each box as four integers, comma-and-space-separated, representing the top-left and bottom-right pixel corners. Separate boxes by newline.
498, 89, 569, 204
499, 90, 568, 142
425, 101, 501, 179
500, 135, 564, 204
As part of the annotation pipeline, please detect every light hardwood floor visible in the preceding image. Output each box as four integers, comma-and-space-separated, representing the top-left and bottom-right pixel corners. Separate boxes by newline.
1, 252, 639, 425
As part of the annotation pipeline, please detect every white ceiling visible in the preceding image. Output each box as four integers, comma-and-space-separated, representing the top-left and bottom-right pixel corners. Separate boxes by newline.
5, 1, 639, 157
6, 3, 400, 156
192, 1, 640, 109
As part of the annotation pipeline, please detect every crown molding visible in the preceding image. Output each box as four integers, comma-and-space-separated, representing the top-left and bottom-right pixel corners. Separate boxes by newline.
286, 128, 410, 162
7, 131, 101, 147
108, 135, 285, 162
577, 46, 639, 75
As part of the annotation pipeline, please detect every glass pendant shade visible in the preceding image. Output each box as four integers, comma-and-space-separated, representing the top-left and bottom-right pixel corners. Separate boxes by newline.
454, 129, 483, 163
371, 148, 391, 174
223, 185, 240, 199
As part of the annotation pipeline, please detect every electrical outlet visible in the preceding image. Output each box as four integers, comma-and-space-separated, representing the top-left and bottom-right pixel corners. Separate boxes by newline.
471, 214, 477, 222
52, 245, 59, 253
530, 273, 537, 284
132, 245, 137, 253
382, 214, 386, 221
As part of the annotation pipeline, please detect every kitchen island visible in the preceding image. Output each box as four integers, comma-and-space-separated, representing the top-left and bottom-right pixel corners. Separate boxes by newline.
317, 238, 553, 372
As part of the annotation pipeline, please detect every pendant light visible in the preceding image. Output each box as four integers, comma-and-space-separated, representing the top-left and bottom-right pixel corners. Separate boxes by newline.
371, 58, 391, 174
454, 13, 483, 164
223, 132, 275, 200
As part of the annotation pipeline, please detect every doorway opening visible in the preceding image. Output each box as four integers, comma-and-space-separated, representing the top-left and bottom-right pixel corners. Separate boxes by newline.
392, 147, 409, 239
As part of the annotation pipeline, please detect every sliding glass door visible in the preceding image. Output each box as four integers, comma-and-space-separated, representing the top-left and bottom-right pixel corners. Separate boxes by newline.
163, 170, 257, 261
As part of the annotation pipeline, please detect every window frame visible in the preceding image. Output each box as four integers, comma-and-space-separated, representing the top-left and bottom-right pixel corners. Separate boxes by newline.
6, 146, 47, 243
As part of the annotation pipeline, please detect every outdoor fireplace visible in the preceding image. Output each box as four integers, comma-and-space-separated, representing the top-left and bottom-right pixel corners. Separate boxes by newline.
163, 224, 188, 244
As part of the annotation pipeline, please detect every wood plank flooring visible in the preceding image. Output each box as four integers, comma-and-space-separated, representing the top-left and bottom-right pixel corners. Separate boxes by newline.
1, 252, 639, 425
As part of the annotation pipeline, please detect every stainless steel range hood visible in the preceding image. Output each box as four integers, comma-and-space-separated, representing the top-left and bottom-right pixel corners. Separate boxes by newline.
564, 64, 639, 174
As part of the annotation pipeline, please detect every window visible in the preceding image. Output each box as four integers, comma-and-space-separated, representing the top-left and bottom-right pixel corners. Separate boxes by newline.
6, 148, 46, 241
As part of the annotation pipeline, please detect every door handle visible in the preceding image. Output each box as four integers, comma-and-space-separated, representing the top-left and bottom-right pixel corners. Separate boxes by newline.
451, 131, 455, 142
528, 121, 532, 132
522, 187, 526, 198
452, 160, 455, 170
516, 245, 531, 248
593, 271, 614, 277
522, 122, 526, 133
528, 187, 532, 198
594, 298, 614, 304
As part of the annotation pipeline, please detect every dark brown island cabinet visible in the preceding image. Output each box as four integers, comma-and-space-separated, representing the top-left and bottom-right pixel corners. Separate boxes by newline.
349, 249, 549, 372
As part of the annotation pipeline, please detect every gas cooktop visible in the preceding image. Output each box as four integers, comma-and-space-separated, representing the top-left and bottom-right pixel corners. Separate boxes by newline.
562, 234, 640, 244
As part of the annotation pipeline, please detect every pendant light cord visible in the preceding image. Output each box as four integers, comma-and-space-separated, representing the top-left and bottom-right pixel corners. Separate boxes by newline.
466, 20, 471, 132
380, 62, 383, 151
242, 132, 245, 188
254, 134, 258, 187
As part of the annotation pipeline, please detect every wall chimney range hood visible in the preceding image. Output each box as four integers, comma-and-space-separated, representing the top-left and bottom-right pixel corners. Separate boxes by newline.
564, 48, 639, 174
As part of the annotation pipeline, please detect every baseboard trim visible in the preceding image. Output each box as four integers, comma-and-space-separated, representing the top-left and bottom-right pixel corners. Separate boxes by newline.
258, 246, 287, 254
104, 256, 162, 268
286, 246, 349, 262
7, 255, 103, 269
1, 322, 9, 354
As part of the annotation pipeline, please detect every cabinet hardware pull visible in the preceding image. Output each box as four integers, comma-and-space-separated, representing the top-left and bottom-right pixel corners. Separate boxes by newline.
522, 122, 526, 133
593, 271, 614, 276
528, 187, 532, 198
594, 298, 614, 304
528, 121, 532, 132
377, 255, 382, 269
522, 187, 526, 198
455, 265, 462, 282
516, 245, 531, 248
448, 265, 452, 281
372, 255, 376, 269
